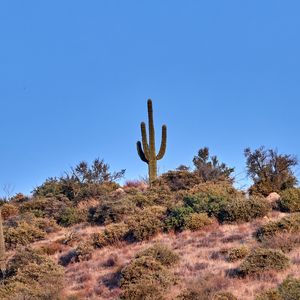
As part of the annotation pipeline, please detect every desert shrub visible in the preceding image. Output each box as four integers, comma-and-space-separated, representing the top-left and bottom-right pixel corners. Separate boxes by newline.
33, 159, 124, 202
278, 276, 300, 299
160, 169, 202, 191
0, 249, 64, 300
1, 203, 19, 220
212, 292, 238, 300
176, 274, 230, 300
256, 276, 300, 300
261, 233, 300, 253
239, 248, 289, 275
255, 290, 283, 300
90, 197, 136, 225
278, 188, 300, 212
124, 180, 147, 189
74, 242, 93, 262
10, 193, 29, 203
183, 182, 242, 218
120, 256, 175, 300
256, 214, 300, 242
185, 212, 213, 231
20, 195, 72, 220
57, 207, 85, 227
143, 186, 175, 208
59, 242, 92, 266
184, 193, 228, 217
189, 181, 240, 197
218, 196, 270, 223
92, 222, 129, 248
6, 247, 47, 276
136, 243, 179, 267
34, 217, 60, 233
60, 230, 81, 246
4, 221, 45, 249
165, 206, 194, 231
39, 242, 64, 255
125, 206, 166, 241
227, 246, 249, 262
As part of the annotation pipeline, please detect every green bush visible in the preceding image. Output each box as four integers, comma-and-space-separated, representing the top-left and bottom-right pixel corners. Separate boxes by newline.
218, 196, 269, 223
6, 247, 47, 276
176, 274, 232, 300
92, 222, 129, 248
1, 203, 19, 220
278, 188, 300, 212
126, 206, 166, 241
185, 212, 213, 231
184, 193, 229, 218
0, 248, 64, 300
256, 214, 300, 242
227, 246, 249, 262
260, 233, 300, 253
239, 248, 289, 275
74, 242, 93, 262
160, 170, 201, 191
212, 292, 238, 300
165, 206, 194, 231
255, 289, 283, 300
255, 276, 300, 300
188, 181, 240, 198
20, 195, 71, 220
278, 276, 300, 300
90, 197, 136, 225
57, 207, 85, 227
185, 193, 269, 223
136, 243, 179, 267
120, 256, 175, 300
4, 221, 46, 249
34, 217, 61, 233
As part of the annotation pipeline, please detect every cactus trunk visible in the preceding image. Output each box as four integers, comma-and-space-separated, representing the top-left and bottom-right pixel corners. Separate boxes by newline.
137, 99, 167, 185
0, 209, 6, 278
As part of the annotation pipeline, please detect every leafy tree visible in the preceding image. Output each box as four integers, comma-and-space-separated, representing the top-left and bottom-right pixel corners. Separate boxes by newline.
244, 147, 298, 196
193, 147, 234, 182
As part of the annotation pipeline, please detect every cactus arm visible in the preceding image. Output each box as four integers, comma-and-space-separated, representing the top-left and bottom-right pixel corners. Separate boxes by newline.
137, 141, 149, 163
156, 125, 167, 160
141, 122, 150, 160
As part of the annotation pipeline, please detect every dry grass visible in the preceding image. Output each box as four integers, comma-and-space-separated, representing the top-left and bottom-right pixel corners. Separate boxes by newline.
23, 212, 300, 300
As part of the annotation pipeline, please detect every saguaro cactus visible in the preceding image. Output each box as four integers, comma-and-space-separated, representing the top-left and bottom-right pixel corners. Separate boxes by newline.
0, 209, 5, 278
137, 99, 167, 184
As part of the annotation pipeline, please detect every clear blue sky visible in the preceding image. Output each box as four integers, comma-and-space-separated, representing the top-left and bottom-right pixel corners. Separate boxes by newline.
1, 1, 300, 196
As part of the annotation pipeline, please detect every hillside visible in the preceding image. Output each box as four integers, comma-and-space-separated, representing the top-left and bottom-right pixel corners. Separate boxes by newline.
0, 156, 300, 300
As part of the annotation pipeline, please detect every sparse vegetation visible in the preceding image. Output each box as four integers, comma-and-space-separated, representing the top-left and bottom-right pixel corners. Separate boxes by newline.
1, 148, 300, 300
256, 213, 300, 241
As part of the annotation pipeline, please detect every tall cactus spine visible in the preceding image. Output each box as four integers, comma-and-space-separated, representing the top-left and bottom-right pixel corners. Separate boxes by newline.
137, 99, 167, 185
0, 208, 6, 278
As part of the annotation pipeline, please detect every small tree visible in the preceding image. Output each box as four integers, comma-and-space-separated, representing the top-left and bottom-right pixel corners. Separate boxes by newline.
33, 158, 125, 201
193, 147, 234, 182
244, 147, 298, 196
67, 158, 125, 184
